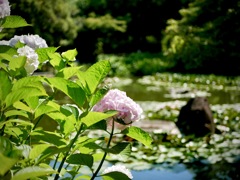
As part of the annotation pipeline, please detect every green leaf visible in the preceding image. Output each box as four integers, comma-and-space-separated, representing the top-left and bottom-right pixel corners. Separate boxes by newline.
81, 111, 117, 127
122, 126, 153, 148
45, 77, 86, 107
0, 70, 12, 105
35, 47, 58, 63
48, 52, 65, 71
12, 166, 56, 180
13, 101, 33, 113
62, 49, 78, 61
34, 100, 60, 119
0, 137, 22, 176
89, 86, 109, 108
0, 119, 34, 129
66, 153, 93, 168
104, 142, 131, 155
77, 60, 111, 94
5, 87, 47, 108
102, 171, 131, 180
56, 66, 82, 79
0, 45, 17, 54
31, 130, 67, 146
1, 15, 31, 28
29, 144, 52, 160
4, 109, 28, 118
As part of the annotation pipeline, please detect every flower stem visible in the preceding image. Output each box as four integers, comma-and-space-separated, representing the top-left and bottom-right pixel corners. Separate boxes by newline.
91, 120, 115, 180
54, 123, 84, 180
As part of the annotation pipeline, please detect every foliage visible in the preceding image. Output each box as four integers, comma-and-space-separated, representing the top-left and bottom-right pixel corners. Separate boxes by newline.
8, 0, 81, 46
162, 0, 240, 75
97, 53, 170, 76
0, 5, 152, 180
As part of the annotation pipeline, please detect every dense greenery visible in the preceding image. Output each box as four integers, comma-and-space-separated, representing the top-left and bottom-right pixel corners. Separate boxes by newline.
8, 0, 240, 75
162, 0, 240, 75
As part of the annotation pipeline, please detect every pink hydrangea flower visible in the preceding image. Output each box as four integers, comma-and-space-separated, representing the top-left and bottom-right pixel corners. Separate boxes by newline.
92, 89, 143, 129
0, 0, 10, 18
102, 165, 133, 179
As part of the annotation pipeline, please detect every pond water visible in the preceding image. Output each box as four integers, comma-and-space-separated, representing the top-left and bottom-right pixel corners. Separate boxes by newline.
47, 74, 240, 180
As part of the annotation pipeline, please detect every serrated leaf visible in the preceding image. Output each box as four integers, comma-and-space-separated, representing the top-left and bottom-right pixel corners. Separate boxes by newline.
29, 144, 52, 160
1, 15, 30, 28
13, 101, 33, 113
81, 111, 117, 127
44, 77, 86, 107
66, 153, 93, 168
35, 47, 58, 63
5, 87, 47, 108
0, 119, 34, 128
105, 142, 131, 155
56, 66, 82, 79
31, 130, 66, 146
4, 109, 28, 118
62, 49, 77, 61
12, 166, 56, 180
122, 126, 153, 148
77, 60, 111, 94
89, 86, 109, 108
48, 52, 65, 71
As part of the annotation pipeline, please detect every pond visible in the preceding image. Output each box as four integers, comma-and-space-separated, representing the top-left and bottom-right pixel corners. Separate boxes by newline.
47, 73, 240, 179
102, 74, 240, 180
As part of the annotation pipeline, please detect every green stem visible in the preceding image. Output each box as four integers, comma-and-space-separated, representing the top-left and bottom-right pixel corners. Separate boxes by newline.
54, 123, 84, 180
91, 120, 115, 180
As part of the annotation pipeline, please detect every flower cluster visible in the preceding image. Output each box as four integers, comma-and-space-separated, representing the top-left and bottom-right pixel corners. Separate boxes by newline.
9, 34, 48, 50
93, 89, 143, 129
17, 46, 39, 75
0, 34, 48, 75
0, 0, 10, 18
103, 165, 133, 179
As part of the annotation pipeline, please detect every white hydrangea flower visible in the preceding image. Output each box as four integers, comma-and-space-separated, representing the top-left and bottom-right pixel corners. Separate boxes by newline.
9, 34, 48, 49
17, 46, 39, 75
92, 89, 143, 129
103, 165, 133, 179
0, 0, 10, 18
0, 40, 9, 45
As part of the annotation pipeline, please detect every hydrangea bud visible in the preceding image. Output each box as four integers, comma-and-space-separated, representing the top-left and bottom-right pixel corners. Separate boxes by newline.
103, 165, 133, 179
17, 46, 39, 75
92, 89, 143, 129
0, 0, 10, 18
9, 34, 48, 49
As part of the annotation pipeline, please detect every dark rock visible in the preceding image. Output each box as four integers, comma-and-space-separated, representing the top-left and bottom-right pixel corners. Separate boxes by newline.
176, 97, 215, 137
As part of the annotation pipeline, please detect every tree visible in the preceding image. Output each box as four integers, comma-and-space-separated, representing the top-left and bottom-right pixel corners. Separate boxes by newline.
162, 0, 240, 75
8, 0, 81, 47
